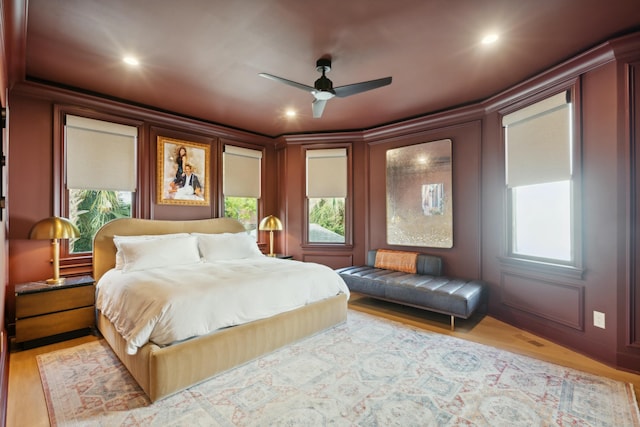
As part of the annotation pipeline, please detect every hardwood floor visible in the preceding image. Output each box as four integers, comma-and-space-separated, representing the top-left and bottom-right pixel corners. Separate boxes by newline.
7, 295, 640, 427
7, 334, 99, 427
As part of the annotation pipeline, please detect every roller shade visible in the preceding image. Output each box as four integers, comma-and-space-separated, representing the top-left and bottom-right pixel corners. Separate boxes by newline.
66, 115, 137, 191
306, 148, 347, 198
503, 91, 571, 188
223, 145, 262, 198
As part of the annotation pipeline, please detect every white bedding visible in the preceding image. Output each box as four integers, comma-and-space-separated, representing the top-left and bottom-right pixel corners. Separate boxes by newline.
96, 257, 350, 355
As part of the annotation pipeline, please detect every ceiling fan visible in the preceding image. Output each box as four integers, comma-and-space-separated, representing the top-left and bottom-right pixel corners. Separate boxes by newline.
259, 58, 392, 118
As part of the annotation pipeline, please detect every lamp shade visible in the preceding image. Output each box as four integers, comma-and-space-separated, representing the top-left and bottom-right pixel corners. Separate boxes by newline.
258, 215, 282, 232
29, 217, 80, 240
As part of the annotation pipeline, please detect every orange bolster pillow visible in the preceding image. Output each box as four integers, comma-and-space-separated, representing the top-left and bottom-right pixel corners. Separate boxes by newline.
374, 249, 419, 274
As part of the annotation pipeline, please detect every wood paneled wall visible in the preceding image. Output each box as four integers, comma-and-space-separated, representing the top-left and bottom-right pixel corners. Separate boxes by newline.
367, 121, 482, 280
629, 61, 640, 353
4, 33, 640, 379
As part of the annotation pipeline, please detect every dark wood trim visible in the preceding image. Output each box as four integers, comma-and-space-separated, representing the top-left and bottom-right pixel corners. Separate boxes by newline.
0, 2, 7, 110
300, 143, 354, 248
13, 81, 273, 146
0, 328, 7, 427
610, 32, 640, 62
484, 38, 615, 115
496, 79, 584, 279
364, 104, 484, 144
278, 131, 364, 145
500, 271, 585, 330
629, 61, 640, 349
4, 0, 27, 90
53, 105, 146, 260
218, 139, 267, 220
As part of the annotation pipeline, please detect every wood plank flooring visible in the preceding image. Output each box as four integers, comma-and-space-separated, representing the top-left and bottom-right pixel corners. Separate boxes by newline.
7, 294, 640, 427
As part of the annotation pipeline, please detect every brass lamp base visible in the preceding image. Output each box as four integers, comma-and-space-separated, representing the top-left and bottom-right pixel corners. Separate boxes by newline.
46, 277, 66, 285
268, 230, 275, 257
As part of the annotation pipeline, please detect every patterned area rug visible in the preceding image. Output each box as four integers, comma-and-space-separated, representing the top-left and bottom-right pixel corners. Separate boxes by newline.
37, 311, 640, 426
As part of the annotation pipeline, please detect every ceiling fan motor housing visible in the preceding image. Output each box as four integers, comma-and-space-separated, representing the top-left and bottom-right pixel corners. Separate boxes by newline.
314, 76, 334, 91
315, 58, 332, 73
314, 58, 334, 94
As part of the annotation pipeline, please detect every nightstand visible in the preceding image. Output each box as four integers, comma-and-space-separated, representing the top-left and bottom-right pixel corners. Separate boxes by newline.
15, 275, 95, 344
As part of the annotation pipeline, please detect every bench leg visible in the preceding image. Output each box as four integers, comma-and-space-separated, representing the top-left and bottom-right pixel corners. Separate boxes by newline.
450, 315, 455, 331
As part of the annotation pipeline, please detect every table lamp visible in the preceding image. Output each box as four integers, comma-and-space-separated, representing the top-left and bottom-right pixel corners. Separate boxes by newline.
29, 216, 80, 284
258, 215, 282, 257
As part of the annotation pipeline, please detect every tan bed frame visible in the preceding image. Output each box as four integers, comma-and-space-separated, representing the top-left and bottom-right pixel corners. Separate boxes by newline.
93, 217, 348, 402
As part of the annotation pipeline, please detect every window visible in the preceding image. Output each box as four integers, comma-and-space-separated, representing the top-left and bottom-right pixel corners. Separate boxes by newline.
68, 189, 132, 253
306, 148, 348, 244
64, 115, 137, 253
503, 90, 580, 267
223, 145, 262, 235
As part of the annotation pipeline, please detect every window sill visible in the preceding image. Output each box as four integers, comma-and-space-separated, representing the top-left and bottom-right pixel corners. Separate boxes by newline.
498, 256, 585, 280
301, 243, 353, 250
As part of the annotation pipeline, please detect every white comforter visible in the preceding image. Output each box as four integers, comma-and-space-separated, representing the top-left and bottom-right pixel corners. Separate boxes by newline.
96, 257, 350, 355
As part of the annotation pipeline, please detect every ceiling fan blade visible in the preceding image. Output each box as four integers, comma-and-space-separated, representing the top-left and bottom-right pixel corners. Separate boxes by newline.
333, 76, 392, 98
312, 99, 327, 118
258, 73, 315, 93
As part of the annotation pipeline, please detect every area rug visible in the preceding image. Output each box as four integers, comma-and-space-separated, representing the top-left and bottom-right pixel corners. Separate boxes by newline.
38, 311, 640, 426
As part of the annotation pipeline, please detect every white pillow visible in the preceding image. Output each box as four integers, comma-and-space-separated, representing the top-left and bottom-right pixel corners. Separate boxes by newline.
113, 233, 189, 270
118, 235, 201, 272
194, 232, 263, 261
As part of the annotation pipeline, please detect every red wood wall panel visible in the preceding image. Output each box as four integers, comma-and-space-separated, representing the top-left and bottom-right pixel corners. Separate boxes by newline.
367, 121, 483, 281
3, 32, 640, 377
501, 272, 584, 330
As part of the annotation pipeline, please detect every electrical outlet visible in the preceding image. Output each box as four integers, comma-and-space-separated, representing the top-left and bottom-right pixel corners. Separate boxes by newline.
593, 311, 606, 329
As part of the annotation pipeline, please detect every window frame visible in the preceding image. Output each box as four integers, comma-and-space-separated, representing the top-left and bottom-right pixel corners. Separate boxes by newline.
54, 105, 143, 261
220, 142, 266, 234
499, 83, 584, 278
302, 143, 353, 248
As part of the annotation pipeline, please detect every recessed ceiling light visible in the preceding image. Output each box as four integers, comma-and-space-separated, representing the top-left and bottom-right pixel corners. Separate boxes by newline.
481, 34, 499, 45
285, 109, 297, 118
123, 56, 140, 66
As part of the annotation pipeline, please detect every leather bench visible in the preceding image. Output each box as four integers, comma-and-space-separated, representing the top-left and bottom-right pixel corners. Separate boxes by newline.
336, 250, 486, 329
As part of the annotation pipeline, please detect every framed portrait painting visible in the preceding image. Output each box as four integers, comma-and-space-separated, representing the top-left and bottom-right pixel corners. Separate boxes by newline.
156, 136, 210, 206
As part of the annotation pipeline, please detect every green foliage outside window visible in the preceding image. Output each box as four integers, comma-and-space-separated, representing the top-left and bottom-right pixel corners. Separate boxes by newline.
70, 190, 131, 253
224, 196, 258, 232
309, 198, 345, 237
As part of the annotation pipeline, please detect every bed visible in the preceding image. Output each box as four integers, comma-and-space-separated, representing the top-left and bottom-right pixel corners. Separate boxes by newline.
93, 217, 349, 402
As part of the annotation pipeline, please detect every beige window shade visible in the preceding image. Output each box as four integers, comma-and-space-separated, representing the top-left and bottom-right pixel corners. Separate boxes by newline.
503, 91, 571, 188
223, 145, 262, 198
66, 115, 138, 191
306, 148, 347, 198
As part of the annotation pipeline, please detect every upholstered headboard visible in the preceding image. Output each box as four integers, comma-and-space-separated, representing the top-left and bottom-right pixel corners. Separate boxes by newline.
92, 217, 246, 282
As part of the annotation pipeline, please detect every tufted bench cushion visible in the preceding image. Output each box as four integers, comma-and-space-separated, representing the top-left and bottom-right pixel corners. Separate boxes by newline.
336, 250, 486, 329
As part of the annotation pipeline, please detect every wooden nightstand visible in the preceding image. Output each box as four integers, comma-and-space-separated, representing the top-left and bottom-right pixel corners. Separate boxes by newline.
15, 275, 95, 344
